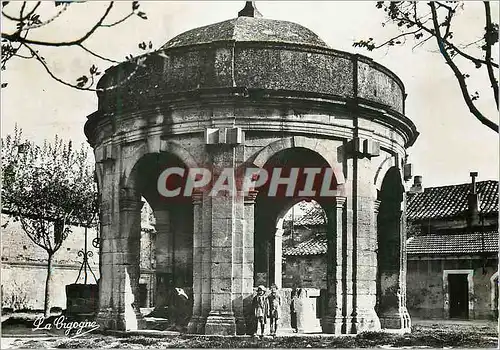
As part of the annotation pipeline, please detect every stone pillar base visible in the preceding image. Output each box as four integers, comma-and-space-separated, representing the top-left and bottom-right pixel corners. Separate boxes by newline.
96, 309, 145, 331
204, 312, 236, 335
235, 316, 247, 335
379, 307, 411, 332
187, 316, 206, 334
321, 315, 346, 334
347, 308, 381, 334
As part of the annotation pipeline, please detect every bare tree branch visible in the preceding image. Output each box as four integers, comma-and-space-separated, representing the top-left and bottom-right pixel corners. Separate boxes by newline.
101, 11, 133, 28
429, 2, 498, 132
22, 43, 100, 91
2, 2, 151, 91
19, 3, 70, 31
78, 43, 120, 64
483, 1, 499, 109
2, 2, 114, 47
411, 34, 433, 51
374, 29, 423, 49
19, 215, 49, 252
356, 2, 499, 133
2, 1, 40, 22
23, 42, 151, 92
401, 3, 499, 68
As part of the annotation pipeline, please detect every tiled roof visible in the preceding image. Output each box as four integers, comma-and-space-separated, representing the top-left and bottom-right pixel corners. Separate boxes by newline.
407, 231, 498, 255
283, 236, 327, 256
286, 205, 326, 227
283, 231, 499, 257
407, 180, 498, 221
293, 210, 326, 226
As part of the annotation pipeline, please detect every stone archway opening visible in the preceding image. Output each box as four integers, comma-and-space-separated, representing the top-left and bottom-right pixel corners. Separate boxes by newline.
253, 147, 336, 287
127, 151, 194, 329
281, 199, 327, 290
376, 166, 411, 331
280, 199, 328, 333
251, 147, 344, 334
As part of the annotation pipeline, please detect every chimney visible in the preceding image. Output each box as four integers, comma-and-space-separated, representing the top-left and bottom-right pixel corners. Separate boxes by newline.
409, 175, 423, 193
467, 172, 480, 228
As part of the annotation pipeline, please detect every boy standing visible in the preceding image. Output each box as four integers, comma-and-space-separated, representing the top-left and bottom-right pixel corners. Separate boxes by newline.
252, 285, 268, 338
267, 284, 281, 336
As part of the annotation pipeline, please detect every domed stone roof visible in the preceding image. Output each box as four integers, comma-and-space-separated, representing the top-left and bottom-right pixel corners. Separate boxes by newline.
87, 3, 418, 153
162, 16, 330, 50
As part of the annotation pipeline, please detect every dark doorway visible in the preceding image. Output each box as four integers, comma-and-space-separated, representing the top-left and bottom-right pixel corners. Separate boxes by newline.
448, 274, 468, 319
139, 283, 148, 308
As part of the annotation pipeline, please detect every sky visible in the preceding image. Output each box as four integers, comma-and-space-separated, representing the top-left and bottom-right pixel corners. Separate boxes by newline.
2, 1, 499, 188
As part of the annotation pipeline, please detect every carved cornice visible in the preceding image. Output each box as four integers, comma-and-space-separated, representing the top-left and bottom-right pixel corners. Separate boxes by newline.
119, 198, 144, 212
192, 190, 203, 204
119, 187, 142, 212
334, 196, 347, 209
244, 190, 258, 204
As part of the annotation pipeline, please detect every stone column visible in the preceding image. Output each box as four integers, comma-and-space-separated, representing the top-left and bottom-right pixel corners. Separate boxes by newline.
322, 196, 347, 334
346, 156, 381, 334
373, 198, 381, 318
97, 186, 144, 330
231, 190, 254, 334
204, 146, 238, 335
400, 196, 412, 330
153, 209, 173, 307
241, 190, 256, 334
188, 191, 205, 333
273, 226, 284, 289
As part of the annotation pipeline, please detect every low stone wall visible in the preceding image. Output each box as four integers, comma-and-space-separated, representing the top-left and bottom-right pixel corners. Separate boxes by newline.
2, 264, 90, 311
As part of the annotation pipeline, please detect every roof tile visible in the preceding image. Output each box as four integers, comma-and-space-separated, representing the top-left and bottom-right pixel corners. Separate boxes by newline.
406, 231, 498, 255
407, 180, 498, 221
283, 236, 327, 256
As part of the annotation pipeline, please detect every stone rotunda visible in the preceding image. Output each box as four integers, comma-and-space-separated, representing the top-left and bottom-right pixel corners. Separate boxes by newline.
85, 2, 418, 335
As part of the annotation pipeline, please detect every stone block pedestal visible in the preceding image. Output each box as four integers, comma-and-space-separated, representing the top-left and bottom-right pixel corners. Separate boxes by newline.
187, 315, 206, 334
379, 307, 411, 331
96, 308, 145, 331
204, 312, 237, 335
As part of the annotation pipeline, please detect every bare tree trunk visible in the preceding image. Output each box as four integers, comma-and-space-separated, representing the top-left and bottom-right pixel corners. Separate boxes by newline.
44, 253, 54, 318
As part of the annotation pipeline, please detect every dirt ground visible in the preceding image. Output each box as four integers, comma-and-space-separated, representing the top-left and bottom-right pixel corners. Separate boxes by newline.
1, 318, 498, 349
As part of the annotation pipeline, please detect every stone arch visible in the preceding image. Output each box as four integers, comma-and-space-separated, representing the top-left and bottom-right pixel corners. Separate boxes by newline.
274, 197, 316, 229
376, 165, 409, 330
118, 139, 197, 315
253, 195, 329, 295
374, 155, 396, 193
95, 162, 104, 192
250, 136, 345, 186
270, 198, 306, 290
122, 139, 199, 190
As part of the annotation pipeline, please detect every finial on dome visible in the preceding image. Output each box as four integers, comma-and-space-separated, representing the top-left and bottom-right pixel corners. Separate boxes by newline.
238, 1, 262, 18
